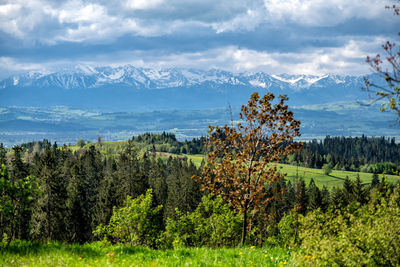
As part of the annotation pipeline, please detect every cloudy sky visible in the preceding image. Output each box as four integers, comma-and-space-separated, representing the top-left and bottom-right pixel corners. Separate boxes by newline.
0, 0, 398, 78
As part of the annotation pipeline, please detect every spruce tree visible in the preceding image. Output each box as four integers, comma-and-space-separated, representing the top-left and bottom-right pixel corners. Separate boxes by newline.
30, 146, 68, 241
343, 176, 354, 204
66, 146, 103, 242
294, 178, 308, 215
320, 185, 330, 212
307, 178, 322, 211
354, 174, 366, 204
9, 146, 33, 240
371, 173, 380, 188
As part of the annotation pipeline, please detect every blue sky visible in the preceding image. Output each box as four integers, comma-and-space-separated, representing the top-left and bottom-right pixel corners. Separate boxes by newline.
0, 0, 398, 79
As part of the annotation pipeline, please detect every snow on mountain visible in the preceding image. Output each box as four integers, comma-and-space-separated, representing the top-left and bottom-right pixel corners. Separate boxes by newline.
0, 64, 369, 91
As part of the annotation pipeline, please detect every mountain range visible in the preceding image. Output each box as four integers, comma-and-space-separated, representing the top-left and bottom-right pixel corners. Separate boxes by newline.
0, 65, 372, 111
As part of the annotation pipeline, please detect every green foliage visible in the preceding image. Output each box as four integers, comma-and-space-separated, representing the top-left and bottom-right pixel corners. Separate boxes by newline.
288, 136, 400, 172
267, 212, 299, 248
280, 162, 400, 189
322, 163, 332, 175
94, 189, 163, 247
0, 161, 36, 242
162, 195, 242, 248
0, 164, 13, 242
76, 139, 85, 148
294, 186, 400, 266
30, 147, 68, 241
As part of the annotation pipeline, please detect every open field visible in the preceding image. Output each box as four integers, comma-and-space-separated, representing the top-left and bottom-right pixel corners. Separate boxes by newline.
164, 153, 400, 189
276, 163, 400, 189
167, 153, 400, 189
0, 241, 293, 267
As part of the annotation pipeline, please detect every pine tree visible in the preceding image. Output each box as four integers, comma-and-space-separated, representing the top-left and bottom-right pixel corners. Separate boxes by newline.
353, 174, 366, 204
331, 186, 345, 210
66, 146, 103, 243
148, 158, 168, 218
307, 178, 322, 211
115, 141, 147, 205
284, 180, 296, 211
0, 144, 6, 166
0, 165, 13, 241
320, 185, 330, 212
343, 176, 354, 204
165, 158, 201, 219
371, 173, 380, 188
30, 146, 68, 241
9, 146, 33, 240
95, 157, 118, 226
294, 178, 308, 215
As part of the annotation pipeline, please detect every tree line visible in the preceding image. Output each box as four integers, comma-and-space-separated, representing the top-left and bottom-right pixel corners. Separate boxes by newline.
283, 135, 400, 174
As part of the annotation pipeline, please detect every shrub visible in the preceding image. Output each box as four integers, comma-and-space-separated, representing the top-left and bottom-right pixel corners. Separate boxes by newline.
322, 163, 332, 175
162, 194, 242, 248
294, 187, 400, 266
274, 212, 300, 248
93, 189, 163, 247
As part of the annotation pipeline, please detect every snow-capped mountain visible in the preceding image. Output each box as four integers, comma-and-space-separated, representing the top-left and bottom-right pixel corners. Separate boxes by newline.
0, 65, 366, 90
0, 65, 373, 111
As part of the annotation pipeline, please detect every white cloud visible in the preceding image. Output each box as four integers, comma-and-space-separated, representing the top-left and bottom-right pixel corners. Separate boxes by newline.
263, 0, 388, 27
57, 2, 106, 23
212, 8, 265, 33
129, 37, 382, 75
0, 1, 55, 39
124, 0, 164, 10
0, 0, 395, 43
0, 57, 45, 76
0, 36, 385, 78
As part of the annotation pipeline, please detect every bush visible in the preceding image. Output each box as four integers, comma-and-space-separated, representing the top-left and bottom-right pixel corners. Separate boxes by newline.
76, 139, 85, 148
294, 188, 400, 266
273, 212, 300, 248
93, 189, 163, 247
322, 163, 332, 175
162, 194, 242, 248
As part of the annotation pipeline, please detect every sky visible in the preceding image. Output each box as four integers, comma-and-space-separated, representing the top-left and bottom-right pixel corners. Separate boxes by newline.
0, 0, 398, 79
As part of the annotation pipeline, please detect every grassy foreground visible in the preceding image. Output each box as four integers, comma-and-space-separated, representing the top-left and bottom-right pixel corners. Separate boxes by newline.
0, 241, 293, 267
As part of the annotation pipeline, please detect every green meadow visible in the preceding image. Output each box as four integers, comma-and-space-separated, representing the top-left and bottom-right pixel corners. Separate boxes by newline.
276, 163, 400, 189
168, 153, 400, 189
0, 241, 293, 267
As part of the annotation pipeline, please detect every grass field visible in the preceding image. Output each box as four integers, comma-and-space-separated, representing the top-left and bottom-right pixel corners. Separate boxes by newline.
0, 241, 293, 267
276, 163, 400, 189
169, 153, 400, 189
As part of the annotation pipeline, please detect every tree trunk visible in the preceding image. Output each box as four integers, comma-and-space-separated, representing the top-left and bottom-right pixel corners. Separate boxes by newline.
241, 208, 247, 246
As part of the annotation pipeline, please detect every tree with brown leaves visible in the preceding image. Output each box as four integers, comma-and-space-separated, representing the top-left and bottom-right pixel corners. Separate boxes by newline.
195, 92, 302, 246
